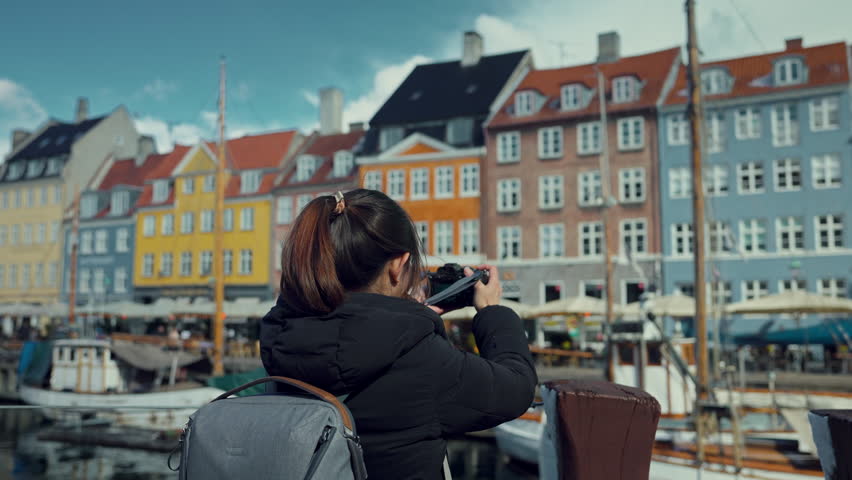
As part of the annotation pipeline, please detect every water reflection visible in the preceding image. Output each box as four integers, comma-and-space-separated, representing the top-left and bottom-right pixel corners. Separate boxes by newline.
1, 406, 538, 479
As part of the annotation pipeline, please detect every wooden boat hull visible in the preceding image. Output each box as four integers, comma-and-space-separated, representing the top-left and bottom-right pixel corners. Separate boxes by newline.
19, 384, 223, 430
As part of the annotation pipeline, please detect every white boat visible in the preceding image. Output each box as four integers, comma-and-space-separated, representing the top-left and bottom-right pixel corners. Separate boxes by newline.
19, 339, 223, 430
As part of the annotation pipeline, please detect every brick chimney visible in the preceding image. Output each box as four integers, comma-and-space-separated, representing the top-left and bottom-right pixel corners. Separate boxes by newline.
785, 37, 803, 51
12, 129, 30, 151
136, 135, 156, 166
319, 87, 343, 135
462, 31, 483, 67
597, 31, 621, 63
75, 97, 89, 123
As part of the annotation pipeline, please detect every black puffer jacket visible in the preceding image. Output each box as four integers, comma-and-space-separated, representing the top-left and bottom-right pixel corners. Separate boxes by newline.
260, 292, 537, 480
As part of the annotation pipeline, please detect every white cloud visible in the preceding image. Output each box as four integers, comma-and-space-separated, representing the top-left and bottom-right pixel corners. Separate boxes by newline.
342, 55, 432, 125
141, 78, 178, 101
134, 110, 285, 153
300, 89, 319, 107
0, 78, 48, 159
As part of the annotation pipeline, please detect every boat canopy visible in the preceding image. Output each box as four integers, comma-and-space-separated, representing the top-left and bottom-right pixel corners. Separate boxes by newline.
110, 341, 204, 371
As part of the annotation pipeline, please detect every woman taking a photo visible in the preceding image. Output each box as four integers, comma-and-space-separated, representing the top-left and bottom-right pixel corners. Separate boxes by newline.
260, 189, 536, 479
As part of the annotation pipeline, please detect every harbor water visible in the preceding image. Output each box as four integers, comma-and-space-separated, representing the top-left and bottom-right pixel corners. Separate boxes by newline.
0, 405, 538, 479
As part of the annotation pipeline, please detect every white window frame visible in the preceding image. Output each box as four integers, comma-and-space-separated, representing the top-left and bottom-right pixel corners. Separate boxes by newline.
434, 221, 453, 256
579, 222, 603, 257
514, 91, 535, 116
771, 103, 798, 147
180, 212, 194, 234
539, 223, 564, 258
778, 278, 806, 294
671, 223, 694, 257
161, 214, 174, 235
705, 111, 724, 153
496, 178, 521, 213
223, 208, 234, 232
203, 174, 215, 192
152, 180, 169, 203
415, 222, 429, 255
93, 268, 105, 294
241, 170, 262, 193
333, 151, 354, 178
737, 161, 765, 194
810, 96, 840, 132
180, 251, 192, 277
142, 254, 154, 278
239, 249, 253, 275
617, 117, 644, 151
817, 278, 847, 298
364, 171, 382, 191
776, 217, 804, 253
435, 167, 454, 199
116, 228, 129, 252
460, 219, 479, 255
561, 84, 583, 110
578, 171, 602, 207
620, 218, 647, 256
618, 168, 645, 203
223, 250, 233, 276
201, 210, 214, 232
669, 167, 691, 199
811, 153, 841, 189
410, 168, 430, 201
497, 132, 521, 163
734, 107, 761, 140
182, 176, 195, 194
110, 190, 130, 216
460, 164, 479, 197
775, 58, 804, 86
742, 280, 769, 301
701, 69, 729, 95
739, 218, 768, 254
160, 252, 173, 277
497, 226, 521, 260
538, 175, 564, 210
240, 207, 254, 231
79, 268, 90, 293
277, 196, 293, 224
199, 250, 213, 276
773, 158, 801, 192
707, 221, 734, 254
704, 165, 729, 196
94, 230, 107, 254
114, 267, 127, 293
538, 127, 563, 159
387, 169, 406, 200
667, 113, 689, 146
36, 223, 45, 244
815, 215, 843, 251
80, 231, 92, 254
612, 76, 637, 103
577, 121, 602, 155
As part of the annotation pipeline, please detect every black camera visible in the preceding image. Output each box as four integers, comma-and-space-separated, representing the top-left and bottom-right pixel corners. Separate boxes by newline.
425, 263, 490, 311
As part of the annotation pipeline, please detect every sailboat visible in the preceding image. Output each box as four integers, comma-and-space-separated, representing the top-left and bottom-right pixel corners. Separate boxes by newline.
17, 60, 234, 431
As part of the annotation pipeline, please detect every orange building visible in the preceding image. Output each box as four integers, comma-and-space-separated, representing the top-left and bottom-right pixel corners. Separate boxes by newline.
357, 134, 484, 267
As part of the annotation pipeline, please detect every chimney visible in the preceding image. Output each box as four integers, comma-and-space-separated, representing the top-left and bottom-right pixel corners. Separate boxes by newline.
319, 87, 343, 135
75, 97, 89, 123
785, 37, 803, 51
597, 31, 621, 63
135, 135, 156, 166
12, 129, 30, 151
348, 122, 365, 132
462, 31, 483, 67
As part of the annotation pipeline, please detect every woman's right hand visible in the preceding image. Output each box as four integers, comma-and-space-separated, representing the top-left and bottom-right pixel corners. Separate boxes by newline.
465, 265, 502, 312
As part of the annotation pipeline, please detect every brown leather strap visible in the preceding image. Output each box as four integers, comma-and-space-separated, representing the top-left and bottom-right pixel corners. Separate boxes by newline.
213, 376, 355, 432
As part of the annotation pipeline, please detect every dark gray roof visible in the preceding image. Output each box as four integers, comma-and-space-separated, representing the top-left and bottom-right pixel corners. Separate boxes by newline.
369, 50, 528, 126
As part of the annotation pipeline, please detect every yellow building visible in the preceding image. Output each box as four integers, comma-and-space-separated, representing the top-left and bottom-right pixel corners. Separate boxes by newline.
132, 131, 301, 303
0, 101, 140, 308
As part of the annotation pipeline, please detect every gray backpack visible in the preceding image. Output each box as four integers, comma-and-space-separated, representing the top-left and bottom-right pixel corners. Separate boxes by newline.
172, 376, 368, 480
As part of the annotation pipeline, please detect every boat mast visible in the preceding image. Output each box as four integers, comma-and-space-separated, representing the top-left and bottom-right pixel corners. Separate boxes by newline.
68, 185, 81, 326
213, 57, 226, 376
596, 67, 615, 382
685, 0, 709, 396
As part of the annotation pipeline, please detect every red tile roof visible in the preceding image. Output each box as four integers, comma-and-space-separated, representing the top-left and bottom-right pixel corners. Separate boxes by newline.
663, 41, 849, 105
488, 47, 681, 129
208, 130, 300, 170
144, 145, 192, 180
275, 130, 364, 189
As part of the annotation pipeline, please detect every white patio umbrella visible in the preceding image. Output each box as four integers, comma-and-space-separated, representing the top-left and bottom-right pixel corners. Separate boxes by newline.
726, 291, 852, 315
620, 294, 697, 318
441, 299, 533, 321
530, 296, 608, 318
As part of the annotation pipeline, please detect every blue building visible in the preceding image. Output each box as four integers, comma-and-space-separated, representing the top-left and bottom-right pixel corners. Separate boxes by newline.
62, 139, 159, 309
658, 38, 851, 332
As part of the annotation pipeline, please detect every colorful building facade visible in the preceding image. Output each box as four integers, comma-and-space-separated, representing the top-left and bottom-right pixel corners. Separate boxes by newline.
658, 39, 852, 312
132, 131, 301, 303
483, 33, 680, 304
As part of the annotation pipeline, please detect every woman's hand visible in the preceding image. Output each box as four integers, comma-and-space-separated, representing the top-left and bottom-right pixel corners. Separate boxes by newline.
466, 265, 502, 312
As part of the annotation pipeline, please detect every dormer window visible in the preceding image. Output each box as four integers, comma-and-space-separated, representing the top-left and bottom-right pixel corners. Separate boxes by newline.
26, 159, 45, 178
46, 157, 63, 175
333, 151, 354, 178
775, 58, 804, 86
612, 76, 638, 103
379, 127, 404, 151
110, 190, 130, 216
152, 180, 169, 203
701, 69, 731, 95
6, 163, 24, 180
240, 170, 262, 193
561, 84, 584, 111
80, 194, 98, 218
296, 156, 318, 183
446, 117, 474, 145
514, 91, 535, 116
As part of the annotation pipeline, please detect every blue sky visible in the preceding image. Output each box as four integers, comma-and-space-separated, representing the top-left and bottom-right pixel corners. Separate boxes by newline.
2, 0, 850, 156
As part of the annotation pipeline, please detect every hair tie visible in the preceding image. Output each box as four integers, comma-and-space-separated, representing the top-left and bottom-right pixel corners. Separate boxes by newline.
333, 191, 346, 214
